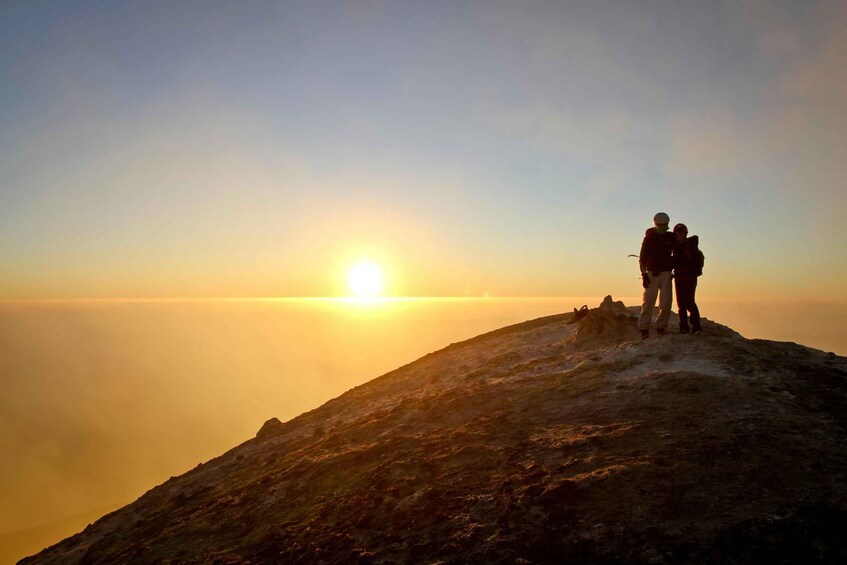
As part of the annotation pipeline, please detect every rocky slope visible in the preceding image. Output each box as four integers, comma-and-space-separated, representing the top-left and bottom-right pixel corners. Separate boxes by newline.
22, 297, 847, 564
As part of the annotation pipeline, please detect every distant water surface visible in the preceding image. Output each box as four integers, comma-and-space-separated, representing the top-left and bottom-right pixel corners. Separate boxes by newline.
1, 297, 845, 553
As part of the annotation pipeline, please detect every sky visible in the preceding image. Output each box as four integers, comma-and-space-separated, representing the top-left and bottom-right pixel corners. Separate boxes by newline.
2, 0, 846, 300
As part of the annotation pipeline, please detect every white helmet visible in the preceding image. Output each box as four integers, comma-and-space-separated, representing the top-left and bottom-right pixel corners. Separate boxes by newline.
653, 212, 670, 225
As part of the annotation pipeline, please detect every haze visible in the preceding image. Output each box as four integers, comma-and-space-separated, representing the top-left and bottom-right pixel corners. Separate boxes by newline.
2, 297, 845, 537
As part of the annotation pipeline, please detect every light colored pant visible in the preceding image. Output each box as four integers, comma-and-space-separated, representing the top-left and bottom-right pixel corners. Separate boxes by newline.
639, 270, 673, 330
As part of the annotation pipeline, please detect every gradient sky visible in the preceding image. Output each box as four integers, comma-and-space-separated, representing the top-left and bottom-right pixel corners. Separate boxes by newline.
2, 0, 845, 299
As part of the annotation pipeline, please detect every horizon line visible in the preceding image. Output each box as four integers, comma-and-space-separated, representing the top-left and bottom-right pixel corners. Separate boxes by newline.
1, 295, 841, 305
0, 295, 612, 304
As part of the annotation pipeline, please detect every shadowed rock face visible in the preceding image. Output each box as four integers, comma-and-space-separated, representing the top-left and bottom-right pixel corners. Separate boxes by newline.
23, 298, 847, 564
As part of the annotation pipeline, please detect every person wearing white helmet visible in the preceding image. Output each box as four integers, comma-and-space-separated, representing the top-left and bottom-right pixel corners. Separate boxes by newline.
638, 212, 675, 339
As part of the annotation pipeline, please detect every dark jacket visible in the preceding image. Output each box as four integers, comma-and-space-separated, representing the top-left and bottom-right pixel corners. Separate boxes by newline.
639, 228, 675, 275
673, 235, 702, 279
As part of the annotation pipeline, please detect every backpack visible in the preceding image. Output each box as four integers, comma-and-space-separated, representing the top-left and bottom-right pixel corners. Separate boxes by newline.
693, 248, 705, 276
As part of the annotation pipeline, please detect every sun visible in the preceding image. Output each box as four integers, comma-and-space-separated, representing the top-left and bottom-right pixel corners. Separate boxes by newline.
346, 261, 385, 297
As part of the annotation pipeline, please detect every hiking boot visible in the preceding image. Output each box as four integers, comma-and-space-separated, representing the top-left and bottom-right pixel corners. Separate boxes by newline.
656, 328, 666, 336
640, 329, 649, 340
679, 327, 690, 335
693, 330, 702, 336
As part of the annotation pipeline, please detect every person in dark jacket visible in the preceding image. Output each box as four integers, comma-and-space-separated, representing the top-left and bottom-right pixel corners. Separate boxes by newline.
672, 223, 702, 335
638, 212, 675, 339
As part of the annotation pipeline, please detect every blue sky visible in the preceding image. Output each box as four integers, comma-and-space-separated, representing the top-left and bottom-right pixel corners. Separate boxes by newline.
1, 0, 845, 298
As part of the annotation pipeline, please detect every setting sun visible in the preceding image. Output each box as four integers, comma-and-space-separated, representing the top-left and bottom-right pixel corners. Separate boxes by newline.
346, 261, 386, 297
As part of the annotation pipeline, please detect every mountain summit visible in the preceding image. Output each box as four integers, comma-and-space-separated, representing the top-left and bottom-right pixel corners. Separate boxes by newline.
23, 297, 847, 564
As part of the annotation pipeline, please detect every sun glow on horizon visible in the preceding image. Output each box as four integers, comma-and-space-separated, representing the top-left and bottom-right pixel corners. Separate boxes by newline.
346, 261, 386, 298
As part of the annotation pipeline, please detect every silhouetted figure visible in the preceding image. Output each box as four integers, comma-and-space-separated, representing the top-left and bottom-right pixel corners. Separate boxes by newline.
639, 212, 675, 339
672, 223, 703, 335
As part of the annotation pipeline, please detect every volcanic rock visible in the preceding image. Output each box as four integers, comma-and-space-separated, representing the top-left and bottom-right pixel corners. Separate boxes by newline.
256, 417, 284, 439
598, 294, 628, 315
22, 298, 847, 564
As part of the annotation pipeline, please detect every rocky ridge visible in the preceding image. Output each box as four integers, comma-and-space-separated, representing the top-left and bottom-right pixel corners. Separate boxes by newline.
23, 297, 847, 564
